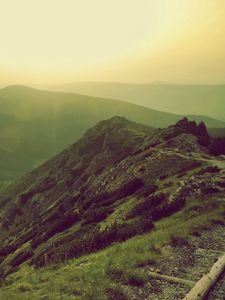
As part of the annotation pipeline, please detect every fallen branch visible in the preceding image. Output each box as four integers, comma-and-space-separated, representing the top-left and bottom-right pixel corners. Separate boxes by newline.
183, 253, 225, 300
147, 271, 195, 287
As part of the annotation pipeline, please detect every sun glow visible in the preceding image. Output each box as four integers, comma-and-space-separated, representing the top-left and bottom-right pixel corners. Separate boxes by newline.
0, 0, 224, 84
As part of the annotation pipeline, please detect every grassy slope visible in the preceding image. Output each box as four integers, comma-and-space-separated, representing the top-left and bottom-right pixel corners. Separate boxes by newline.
0, 117, 224, 299
0, 190, 223, 300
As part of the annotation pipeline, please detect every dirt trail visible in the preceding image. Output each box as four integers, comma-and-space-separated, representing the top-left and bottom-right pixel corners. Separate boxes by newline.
124, 225, 225, 300
177, 151, 225, 169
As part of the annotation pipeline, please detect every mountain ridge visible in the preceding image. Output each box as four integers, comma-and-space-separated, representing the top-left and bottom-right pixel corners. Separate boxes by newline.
45, 82, 225, 121
1, 85, 224, 128
0, 116, 224, 299
0, 85, 224, 189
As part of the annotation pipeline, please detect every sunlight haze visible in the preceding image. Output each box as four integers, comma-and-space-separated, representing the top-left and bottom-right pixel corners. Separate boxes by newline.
0, 0, 225, 84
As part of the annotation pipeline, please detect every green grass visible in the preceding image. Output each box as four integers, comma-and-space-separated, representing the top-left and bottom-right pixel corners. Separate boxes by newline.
0, 191, 223, 299
100, 197, 137, 231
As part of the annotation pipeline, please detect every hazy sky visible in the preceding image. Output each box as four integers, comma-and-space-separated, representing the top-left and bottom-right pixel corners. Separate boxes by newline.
0, 0, 225, 84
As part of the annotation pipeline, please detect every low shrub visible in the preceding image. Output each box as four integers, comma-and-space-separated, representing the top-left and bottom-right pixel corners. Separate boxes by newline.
31, 218, 154, 268
159, 175, 168, 180
202, 186, 219, 194
127, 193, 167, 219
196, 166, 220, 175
106, 285, 129, 300
151, 197, 186, 221
176, 171, 187, 178
81, 177, 144, 211
128, 191, 186, 223
82, 207, 112, 225
211, 218, 225, 226
209, 138, 225, 156
31, 212, 79, 249
116, 178, 144, 199
19, 191, 34, 205
170, 236, 189, 248
10, 247, 33, 268
138, 184, 158, 197
125, 271, 147, 287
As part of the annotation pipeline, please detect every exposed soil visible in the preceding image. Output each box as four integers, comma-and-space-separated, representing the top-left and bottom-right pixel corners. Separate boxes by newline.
125, 225, 225, 300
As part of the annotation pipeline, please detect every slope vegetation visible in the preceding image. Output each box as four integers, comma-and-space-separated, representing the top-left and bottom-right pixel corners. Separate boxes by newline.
0, 117, 224, 299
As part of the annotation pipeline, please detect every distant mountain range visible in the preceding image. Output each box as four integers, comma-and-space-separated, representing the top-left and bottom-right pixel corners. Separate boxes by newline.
46, 82, 225, 121
0, 85, 224, 188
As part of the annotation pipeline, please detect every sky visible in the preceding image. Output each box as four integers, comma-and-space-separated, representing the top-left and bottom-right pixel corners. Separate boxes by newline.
0, 0, 225, 85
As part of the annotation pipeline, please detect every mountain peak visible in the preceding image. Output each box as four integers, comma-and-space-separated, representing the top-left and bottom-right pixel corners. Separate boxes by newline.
85, 115, 152, 138
0, 85, 46, 101
96, 115, 129, 127
2, 84, 32, 90
174, 117, 209, 137
76, 116, 152, 163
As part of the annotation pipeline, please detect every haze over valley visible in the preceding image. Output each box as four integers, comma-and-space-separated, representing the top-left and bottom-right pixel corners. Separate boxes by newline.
47, 82, 225, 121
0, 85, 224, 189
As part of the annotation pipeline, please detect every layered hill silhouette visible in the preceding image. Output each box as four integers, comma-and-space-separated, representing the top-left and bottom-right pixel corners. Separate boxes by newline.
0, 85, 225, 188
48, 82, 225, 121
